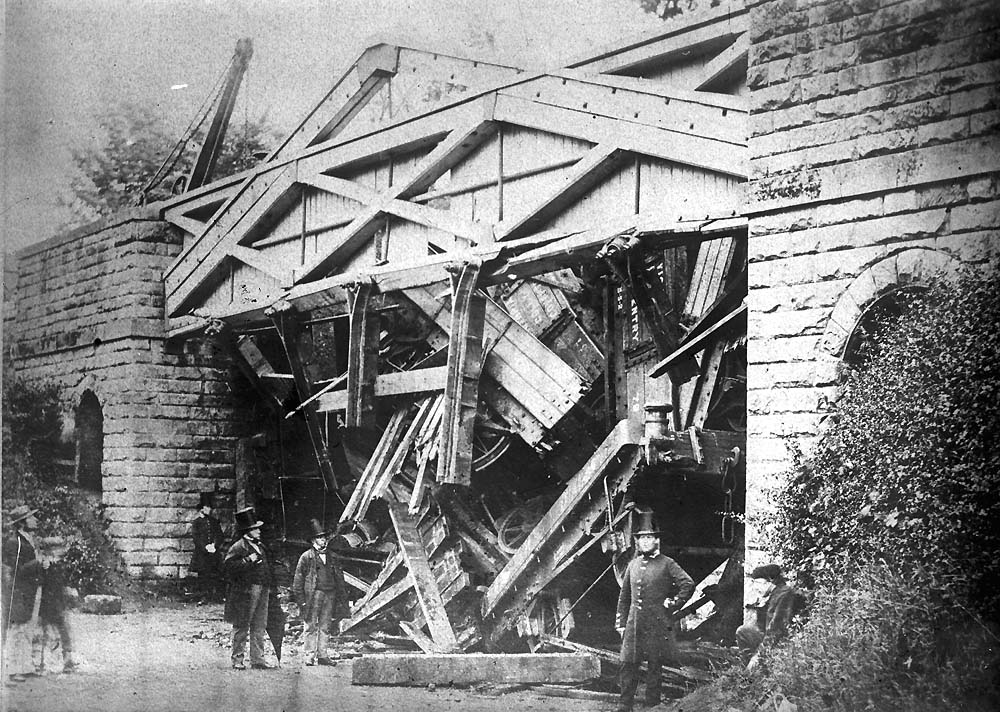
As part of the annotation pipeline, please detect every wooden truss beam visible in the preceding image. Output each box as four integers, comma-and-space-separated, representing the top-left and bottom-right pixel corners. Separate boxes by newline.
649, 301, 746, 380
298, 172, 491, 244
388, 503, 459, 652
270, 44, 399, 161
352, 652, 601, 686
481, 419, 640, 624
293, 117, 497, 284
267, 303, 344, 492
205, 323, 282, 414
691, 33, 749, 91
345, 281, 381, 428
437, 261, 487, 487
316, 366, 448, 413
493, 92, 745, 178
496, 143, 622, 242
228, 244, 294, 285
567, 0, 747, 75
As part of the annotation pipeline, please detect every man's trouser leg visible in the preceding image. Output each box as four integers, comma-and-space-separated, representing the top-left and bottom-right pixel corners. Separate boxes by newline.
618, 660, 640, 710
315, 593, 336, 659
644, 647, 663, 706
248, 586, 270, 665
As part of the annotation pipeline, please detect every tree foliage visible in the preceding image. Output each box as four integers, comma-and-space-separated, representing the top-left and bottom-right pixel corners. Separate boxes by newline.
772, 263, 1000, 621
63, 101, 279, 225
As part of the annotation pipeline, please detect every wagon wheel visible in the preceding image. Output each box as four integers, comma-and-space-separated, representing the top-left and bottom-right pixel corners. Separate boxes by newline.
472, 426, 512, 472
496, 504, 545, 555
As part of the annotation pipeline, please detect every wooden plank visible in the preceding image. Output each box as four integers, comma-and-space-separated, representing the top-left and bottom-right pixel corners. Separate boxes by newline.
340, 576, 411, 633
351, 653, 601, 686
691, 33, 749, 91
496, 143, 622, 241
536, 686, 618, 703
352, 549, 403, 612
493, 93, 745, 178
684, 237, 735, 319
346, 282, 381, 428
437, 262, 487, 486
341, 405, 411, 521
298, 173, 491, 243
388, 503, 459, 651
398, 621, 445, 654
316, 367, 448, 413
165, 214, 208, 237
649, 302, 746, 379
371, 397, 438, 502
344, 571, 369, 593
567, 0, 747, 74
481, 419, 640, 618
685, 337, 726, 429
229, 244, 293, 285
293, 117, 497, 283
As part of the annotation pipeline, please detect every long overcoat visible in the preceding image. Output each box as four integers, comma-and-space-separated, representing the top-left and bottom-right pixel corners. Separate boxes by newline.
190, 514, 224, 576
292, 548, 350, 620
223, 536, 274, 627
616, 553, 694, 663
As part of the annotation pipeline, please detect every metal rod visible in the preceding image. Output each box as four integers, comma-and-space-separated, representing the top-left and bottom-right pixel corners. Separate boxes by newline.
550, 559, 616, 634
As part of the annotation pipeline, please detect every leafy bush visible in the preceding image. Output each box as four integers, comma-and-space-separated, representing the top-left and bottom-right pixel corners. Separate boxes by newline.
2, 376, 123, 594
713, 564, 999, 712
772, 265, 1000, 622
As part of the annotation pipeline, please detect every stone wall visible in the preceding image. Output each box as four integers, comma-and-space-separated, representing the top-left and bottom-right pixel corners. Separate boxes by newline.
4, 212, 246, 578
744, 0, 1000, 561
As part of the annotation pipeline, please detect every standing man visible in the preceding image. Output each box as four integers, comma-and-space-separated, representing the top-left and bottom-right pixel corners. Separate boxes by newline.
292, 519, 349, 666
190, 493, 225, 601
2, 506, 76, 678
615, 511, 694, 712
224, 507, 275, 670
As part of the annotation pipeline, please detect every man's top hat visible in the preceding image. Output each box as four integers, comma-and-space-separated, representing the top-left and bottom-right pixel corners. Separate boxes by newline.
7, 505, 39, 528
198, 492, 215, 509
306, 518, 335, 540
234, 507, 264, 533
634, 509, 662, 536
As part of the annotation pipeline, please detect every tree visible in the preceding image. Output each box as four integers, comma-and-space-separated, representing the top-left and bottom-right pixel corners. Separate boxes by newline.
772, 264, 1000, 620
62, 101, 280, 226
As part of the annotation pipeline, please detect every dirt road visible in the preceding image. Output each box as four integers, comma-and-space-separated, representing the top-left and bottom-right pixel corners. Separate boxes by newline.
2, 603, 618, 712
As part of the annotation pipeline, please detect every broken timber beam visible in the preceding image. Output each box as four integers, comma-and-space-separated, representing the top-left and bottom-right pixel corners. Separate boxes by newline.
388, 503, 459, 652
346, 281, 381, 428
316, 366, 447, 412
438, 261, 487, 486
351, 653, 600, 686
267, 303, 344, 492
481, 419, 642, 643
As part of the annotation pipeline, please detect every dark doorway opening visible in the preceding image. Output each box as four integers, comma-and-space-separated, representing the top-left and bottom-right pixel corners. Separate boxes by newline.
76, 390, 104, 491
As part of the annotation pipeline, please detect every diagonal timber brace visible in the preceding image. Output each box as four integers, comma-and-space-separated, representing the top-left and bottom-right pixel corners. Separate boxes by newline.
437, 261, 487, 487
267, 302, 345, 493
346, 281, 381, 428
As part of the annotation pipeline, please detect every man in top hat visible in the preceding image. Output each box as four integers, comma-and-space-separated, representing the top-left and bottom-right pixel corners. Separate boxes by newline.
292, 519, 350, 666
223, 507, 275, 670
736, 564, 805, 663
615, 510, 694, 712
189, 493, 225, 601
2, 506, 76, 678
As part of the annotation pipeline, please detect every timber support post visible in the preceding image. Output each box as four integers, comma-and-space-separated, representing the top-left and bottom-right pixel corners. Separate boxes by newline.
346, 280, 381, 428
437, 260, 486, 487
267, 301, 345, 493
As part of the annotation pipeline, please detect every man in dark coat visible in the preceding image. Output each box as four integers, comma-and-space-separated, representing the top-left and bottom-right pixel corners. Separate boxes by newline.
615, 511, 694, 712
224, 507, 275, 670
2, 506, 76, 677
736, 564, 805, 664
292, 519, 350, 666
189, 493, 225, 600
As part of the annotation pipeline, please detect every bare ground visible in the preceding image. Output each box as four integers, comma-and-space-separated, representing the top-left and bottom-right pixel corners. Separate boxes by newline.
1, 602, 623, 712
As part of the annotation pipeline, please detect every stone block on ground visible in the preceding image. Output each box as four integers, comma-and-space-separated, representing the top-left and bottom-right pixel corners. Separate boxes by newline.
352, 653, 600, 686
81, 594, 122, 615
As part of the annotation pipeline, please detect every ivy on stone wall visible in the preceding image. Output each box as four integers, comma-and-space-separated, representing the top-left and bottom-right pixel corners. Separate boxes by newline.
773, 262, 1000, 621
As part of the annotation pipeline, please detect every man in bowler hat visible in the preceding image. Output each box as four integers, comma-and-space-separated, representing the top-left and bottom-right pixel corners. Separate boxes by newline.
292, 519, 350, 666
224, 507, 274, 669
615, 510, 694, 711
736, 563, 805, 664
189, 493, 225, 601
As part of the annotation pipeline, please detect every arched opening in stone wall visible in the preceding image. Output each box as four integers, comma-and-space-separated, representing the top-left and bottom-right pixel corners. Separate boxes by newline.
75, 390, 104, 491
842, 285, 928, 369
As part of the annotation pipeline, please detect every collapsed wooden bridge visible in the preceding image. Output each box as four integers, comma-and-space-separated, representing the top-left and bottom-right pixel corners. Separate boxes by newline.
160, 3, 750, 682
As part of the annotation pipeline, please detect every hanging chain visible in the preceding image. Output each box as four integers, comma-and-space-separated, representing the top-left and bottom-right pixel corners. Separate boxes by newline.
720, 446, 740, 545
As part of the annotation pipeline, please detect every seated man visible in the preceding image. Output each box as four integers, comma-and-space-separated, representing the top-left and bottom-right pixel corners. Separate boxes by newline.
736, 564, 805, 661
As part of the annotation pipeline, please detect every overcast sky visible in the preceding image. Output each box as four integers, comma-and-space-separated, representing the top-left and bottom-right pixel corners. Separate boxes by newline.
2, 0, 665, 253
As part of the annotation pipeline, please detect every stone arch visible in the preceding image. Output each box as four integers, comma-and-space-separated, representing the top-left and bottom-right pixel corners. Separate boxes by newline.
75, 390, 104, 491
819, 248, 963, 359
